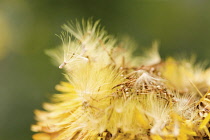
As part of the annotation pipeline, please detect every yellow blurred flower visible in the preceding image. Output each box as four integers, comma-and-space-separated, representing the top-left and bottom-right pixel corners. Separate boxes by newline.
32, 19, 210, 140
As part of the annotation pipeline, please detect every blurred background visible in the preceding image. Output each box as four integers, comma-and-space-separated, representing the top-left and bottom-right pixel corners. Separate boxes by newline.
0, 0, 210, 139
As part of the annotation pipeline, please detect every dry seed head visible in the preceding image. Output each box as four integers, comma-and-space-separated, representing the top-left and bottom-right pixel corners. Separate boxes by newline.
32, 19, 210, 140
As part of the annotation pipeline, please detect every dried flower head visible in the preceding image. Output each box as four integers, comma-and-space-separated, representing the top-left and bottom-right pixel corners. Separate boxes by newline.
32, 19, 210, 140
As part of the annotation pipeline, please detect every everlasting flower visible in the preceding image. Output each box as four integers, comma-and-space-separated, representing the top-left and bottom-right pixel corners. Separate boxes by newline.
32, 19, 210, 140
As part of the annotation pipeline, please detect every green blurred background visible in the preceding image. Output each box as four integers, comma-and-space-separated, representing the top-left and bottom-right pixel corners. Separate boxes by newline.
0, 0, 210, 139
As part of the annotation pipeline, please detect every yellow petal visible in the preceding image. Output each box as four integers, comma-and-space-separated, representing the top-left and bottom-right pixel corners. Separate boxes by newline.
134, 108, 150, 129
151, 135, 163, 140
55, 82, 74, 92
32, 133, 50, 140
199, 113, 210, 130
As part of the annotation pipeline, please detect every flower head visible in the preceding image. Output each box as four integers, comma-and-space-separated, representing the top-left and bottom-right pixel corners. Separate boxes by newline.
32, 19, 210, 140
